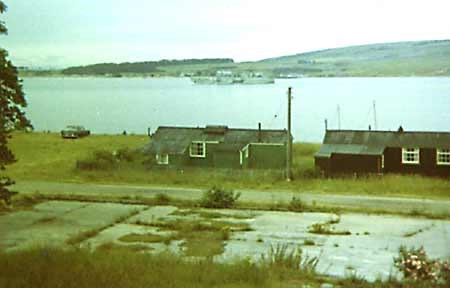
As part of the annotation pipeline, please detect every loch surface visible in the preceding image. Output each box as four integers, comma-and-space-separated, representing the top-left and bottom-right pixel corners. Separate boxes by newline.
22, 77, 450, 142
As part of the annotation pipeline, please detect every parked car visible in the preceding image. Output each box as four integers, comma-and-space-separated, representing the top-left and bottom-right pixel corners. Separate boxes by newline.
61, 125, 90, 139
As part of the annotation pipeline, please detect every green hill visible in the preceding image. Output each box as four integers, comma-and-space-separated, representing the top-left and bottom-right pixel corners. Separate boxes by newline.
32, 40, 450, 77
257, 40, 450, 77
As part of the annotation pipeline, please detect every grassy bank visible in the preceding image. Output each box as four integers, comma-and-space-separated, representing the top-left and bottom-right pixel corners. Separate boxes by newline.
5, 132, 450, 200
0, 247, 444, 288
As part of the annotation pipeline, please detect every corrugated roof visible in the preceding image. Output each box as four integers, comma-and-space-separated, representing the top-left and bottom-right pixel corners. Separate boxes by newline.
315, 144, 385, 157
145, 126, 288, 154
316, 130, 450, 158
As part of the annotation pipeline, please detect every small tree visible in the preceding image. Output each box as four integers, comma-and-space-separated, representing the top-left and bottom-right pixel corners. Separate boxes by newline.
0, 1, 32, 204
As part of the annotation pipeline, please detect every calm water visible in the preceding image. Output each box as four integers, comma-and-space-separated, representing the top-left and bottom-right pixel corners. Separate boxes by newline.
22, 77, 450, 142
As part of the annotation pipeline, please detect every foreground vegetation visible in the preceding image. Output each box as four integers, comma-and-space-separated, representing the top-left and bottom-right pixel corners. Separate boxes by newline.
6, 132, 449, 200
0, 246, 448, 288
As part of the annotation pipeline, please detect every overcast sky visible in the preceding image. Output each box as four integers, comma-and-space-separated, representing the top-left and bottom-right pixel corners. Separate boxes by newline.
1, 0, 450, 68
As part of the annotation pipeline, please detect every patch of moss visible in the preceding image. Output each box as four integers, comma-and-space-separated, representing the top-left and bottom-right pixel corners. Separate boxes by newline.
119, 233, 172, 243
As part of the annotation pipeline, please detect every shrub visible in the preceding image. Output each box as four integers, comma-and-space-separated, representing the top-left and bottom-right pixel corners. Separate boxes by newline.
394, 246, 450, 285
76, 150, 117, 170
114, 148, 136, 162
303, 239, 315, 246
0, 177, 18, 205
220, 226, 230, 240
200, 186, 241, 208
76, 148, 139, 171
288, 196, 305, 212
154, 193, 171, 205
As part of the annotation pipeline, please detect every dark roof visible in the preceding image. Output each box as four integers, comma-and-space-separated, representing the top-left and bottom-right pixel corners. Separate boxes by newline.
316, 130, 450, 158
145, 126, 288, 154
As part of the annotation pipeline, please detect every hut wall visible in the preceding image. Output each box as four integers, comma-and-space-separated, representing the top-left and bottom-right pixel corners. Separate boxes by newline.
329, 154, 380, 174
384, 147, 450, 176
246, 144, 286, 169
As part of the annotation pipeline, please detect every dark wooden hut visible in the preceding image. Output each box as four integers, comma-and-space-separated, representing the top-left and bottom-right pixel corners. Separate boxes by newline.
315, 129, 450, 176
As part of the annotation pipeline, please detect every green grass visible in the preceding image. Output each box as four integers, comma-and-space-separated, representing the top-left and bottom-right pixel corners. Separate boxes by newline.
119, 233, 171, 244
0, 247, 271, 288
6, 132, 148, 182
308, 222, 351, 236
6, 132, 450, 200
96, 242, 153, 253
308, 216, 352, 236
2, 246, 443, 288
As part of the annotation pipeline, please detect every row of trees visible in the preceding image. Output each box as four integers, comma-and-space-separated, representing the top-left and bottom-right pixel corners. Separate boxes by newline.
62, 58, 234, 75
0, 1, 31, 203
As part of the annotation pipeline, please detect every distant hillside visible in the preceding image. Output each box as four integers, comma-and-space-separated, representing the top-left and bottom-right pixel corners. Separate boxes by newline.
258, 40, 450, 77
44, 40, 450, 77
61, 58, 234, 76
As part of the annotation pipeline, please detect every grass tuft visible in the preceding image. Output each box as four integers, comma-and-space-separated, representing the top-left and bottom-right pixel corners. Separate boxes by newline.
119, 233, 172, 244
308, 216, 351, 236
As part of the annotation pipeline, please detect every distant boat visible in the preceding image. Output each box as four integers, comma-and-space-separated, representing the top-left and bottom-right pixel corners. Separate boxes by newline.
241, 72, 274, 84
191, 70, 273, 85
190, 76, 216, 84
277, 73, 303, 79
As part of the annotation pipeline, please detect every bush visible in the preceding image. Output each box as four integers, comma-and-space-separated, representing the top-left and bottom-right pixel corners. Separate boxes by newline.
394, 246, 450, 285
288, 196, 305, 212
200, 186, 241, 208
0, 176, 18, 205
76, 150, 117, 170
154, 193, 171, 205
114, 148, 136, 162
76, 149, 137, 171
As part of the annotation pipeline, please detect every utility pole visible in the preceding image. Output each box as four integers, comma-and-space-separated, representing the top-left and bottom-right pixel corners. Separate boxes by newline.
286, 87, 292, 181
373, 100, 377, 130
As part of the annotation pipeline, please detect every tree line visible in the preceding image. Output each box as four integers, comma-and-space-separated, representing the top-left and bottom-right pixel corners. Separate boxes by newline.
62, 58, 234, 75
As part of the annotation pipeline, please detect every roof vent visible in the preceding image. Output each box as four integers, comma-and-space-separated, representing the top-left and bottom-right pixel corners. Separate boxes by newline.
205, 125, 228, 134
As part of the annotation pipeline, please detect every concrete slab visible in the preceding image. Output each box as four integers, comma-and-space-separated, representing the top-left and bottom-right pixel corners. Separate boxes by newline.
0, 201, 145, 250
2, 201, 450, 282
222, 211, 450, 281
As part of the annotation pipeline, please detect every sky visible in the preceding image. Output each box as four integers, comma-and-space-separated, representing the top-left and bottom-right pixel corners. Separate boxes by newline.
1, 0, 450, 68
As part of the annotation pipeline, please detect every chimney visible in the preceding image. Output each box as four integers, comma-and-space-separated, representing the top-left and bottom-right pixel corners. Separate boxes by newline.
258, 122, 261, 142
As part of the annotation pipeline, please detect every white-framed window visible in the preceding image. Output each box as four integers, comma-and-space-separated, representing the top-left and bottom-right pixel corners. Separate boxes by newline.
437, 149, 450, 165
189, 141, 206, 158
402, 148, 420, 164
155, 154, 169, 165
